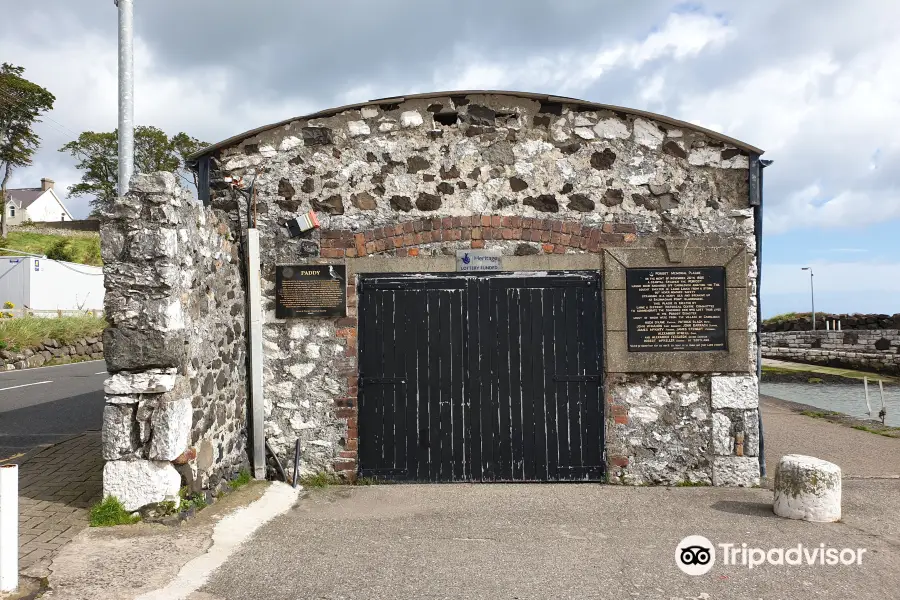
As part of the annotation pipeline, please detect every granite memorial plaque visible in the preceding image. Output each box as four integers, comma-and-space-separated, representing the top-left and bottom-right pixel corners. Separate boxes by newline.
276, 265, 346, 318
625, 267, 727, 352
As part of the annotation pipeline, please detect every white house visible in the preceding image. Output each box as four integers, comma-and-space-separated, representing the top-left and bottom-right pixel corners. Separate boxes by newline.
4, 178, 74, 224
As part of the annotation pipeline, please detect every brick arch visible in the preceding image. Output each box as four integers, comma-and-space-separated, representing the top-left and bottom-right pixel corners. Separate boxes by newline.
319, 215, 638, 258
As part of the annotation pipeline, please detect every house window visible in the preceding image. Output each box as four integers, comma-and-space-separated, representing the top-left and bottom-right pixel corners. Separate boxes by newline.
8, 206, 14, 218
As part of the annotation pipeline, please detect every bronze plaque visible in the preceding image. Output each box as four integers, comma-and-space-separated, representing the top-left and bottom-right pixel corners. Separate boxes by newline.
276, 265, 346, 318
626, 267, 727, 352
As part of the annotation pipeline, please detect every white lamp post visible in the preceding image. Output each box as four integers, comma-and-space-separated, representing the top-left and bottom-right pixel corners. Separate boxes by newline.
801, 267, 815, 331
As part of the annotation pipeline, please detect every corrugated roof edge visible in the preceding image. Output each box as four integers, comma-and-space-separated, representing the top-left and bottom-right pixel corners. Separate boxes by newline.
186, 89, 764, 162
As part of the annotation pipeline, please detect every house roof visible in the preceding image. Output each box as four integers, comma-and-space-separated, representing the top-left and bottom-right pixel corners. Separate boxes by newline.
5, 188, 44, 208
188, 89, 765, 161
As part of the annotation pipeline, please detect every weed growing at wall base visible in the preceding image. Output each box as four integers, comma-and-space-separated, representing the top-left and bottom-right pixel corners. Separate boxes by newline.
89, 496, 140, 527
229, 468, 252, 490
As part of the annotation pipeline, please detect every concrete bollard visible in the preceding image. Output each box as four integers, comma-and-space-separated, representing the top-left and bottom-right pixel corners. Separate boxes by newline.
0, 464, 17, 592
773, 454, 841, 522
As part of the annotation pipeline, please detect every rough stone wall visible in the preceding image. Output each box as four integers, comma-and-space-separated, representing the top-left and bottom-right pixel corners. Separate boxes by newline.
762, 330, 900, 375
762, 313, 900, 332
0, 336, 104, 370
208, 92, 759, 485
100, 173, 248, 511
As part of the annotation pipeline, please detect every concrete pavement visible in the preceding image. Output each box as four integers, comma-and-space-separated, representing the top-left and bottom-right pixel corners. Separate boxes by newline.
198, 480, 899, 600
0, 360, 106, 461
0, 360, 106, 575
760, 395, 900, 478
16, 433, 103, 573
194, 397, 900, 600
34, 384, 900, 599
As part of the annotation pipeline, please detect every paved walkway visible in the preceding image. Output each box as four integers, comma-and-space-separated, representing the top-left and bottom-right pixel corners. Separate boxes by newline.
16, 432, 103, 573
760, 395, 900, 478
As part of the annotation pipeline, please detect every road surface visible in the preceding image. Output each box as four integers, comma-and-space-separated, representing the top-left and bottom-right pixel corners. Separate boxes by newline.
0, 360, 106, 462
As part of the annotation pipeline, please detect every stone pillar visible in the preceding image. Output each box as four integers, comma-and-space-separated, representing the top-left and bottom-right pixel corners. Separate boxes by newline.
711, 374, 761, 486
774, 455, 841, 522
100, 172, 249, 511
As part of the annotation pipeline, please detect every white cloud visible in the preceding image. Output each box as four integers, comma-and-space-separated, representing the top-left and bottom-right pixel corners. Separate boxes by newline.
437, 12, 734, 94
6, 24, 316, 216
678, 38, 900, 232
765, 184, 900, 234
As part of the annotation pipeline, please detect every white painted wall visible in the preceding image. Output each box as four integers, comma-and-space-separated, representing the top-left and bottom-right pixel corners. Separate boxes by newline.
30, 259, 104, 310
26, 190, 73, 222
6, 202, 26, 226
0, 257, 104, 311
0, 258, 31, 307
6, 190, 74, 225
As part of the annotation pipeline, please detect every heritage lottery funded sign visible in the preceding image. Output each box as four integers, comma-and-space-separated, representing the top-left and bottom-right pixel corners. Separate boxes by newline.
625, 267, 727, 352
275, 265, 347, 318
456, 249, 502, 272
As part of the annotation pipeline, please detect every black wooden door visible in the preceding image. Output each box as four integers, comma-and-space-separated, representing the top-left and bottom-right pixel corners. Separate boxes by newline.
358, 273, 603, 482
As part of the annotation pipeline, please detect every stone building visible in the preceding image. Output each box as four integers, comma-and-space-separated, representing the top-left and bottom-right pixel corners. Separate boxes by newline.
101, 90, 768, 506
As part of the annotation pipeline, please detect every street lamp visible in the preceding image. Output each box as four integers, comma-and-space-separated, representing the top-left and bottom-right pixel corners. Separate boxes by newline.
801, 267, 815, 330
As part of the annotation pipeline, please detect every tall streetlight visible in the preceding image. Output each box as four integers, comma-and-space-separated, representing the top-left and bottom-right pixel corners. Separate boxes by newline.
115, 0, 134, 197
801, 267, 815, 330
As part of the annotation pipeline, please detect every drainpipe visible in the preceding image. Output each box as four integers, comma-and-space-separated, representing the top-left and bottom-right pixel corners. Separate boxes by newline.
247, 228, 266, 479
750, 156, 772, 477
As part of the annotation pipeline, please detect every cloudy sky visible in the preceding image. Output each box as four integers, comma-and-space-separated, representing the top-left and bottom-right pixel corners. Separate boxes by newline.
5, 0, 899, 317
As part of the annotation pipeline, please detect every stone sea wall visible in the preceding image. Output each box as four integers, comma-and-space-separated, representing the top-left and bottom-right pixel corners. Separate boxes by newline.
99, 173, 249, 511
0, 336, 104, 370
209, 92, 760, 486
762, 330, 900, 375
762, 313, 900, 332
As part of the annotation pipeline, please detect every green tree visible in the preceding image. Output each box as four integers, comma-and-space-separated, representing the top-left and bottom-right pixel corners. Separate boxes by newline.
171, 132, 207, 189
0, 63, 56, 238
60, 126, 207, 211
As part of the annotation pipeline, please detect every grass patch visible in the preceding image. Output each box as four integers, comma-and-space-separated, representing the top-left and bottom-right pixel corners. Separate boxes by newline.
762, 312, 805, 326
761, 365, 795, 375
354, 477, 379, 486
90, 496, 140, 527
851, 424, 898, 438
0, 231, 101, 266
229, 468, 252, 490
675, 480, 711, 487
800, 410, 839, 419
0, 314, 105, 351
808, 377, 824, 384
299, 472, 341, 488
179, 487, 208, 512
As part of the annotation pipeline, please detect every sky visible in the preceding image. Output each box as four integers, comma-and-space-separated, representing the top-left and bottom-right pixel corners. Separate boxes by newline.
3, 0, 898, 318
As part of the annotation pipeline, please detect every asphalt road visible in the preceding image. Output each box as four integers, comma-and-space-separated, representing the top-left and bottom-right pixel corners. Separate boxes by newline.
0, 359, 106, 462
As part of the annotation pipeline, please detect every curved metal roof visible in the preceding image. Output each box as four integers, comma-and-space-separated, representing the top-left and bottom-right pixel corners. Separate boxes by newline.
188, 90, 764, 160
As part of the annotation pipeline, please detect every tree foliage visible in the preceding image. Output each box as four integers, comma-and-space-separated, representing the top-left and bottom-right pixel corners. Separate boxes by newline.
0, 63, 56, 237
60, 126, 207, 208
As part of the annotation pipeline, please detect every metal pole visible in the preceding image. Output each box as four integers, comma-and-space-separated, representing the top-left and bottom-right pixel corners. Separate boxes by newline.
247, 229, 266, 479
117, 0, 134, 197
0, 465, 18, 592
810, 269, 816, 331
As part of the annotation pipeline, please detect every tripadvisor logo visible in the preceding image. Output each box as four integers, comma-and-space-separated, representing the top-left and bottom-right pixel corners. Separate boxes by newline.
676, 536, 867, 575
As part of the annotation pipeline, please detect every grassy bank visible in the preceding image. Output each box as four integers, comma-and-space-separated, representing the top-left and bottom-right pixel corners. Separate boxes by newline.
762, 362, 898, 385
0, 231, 102, 266
0, 314, 106, 351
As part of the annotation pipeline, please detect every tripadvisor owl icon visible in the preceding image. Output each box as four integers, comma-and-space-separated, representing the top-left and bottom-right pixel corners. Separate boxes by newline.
676, 535, 716, 575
